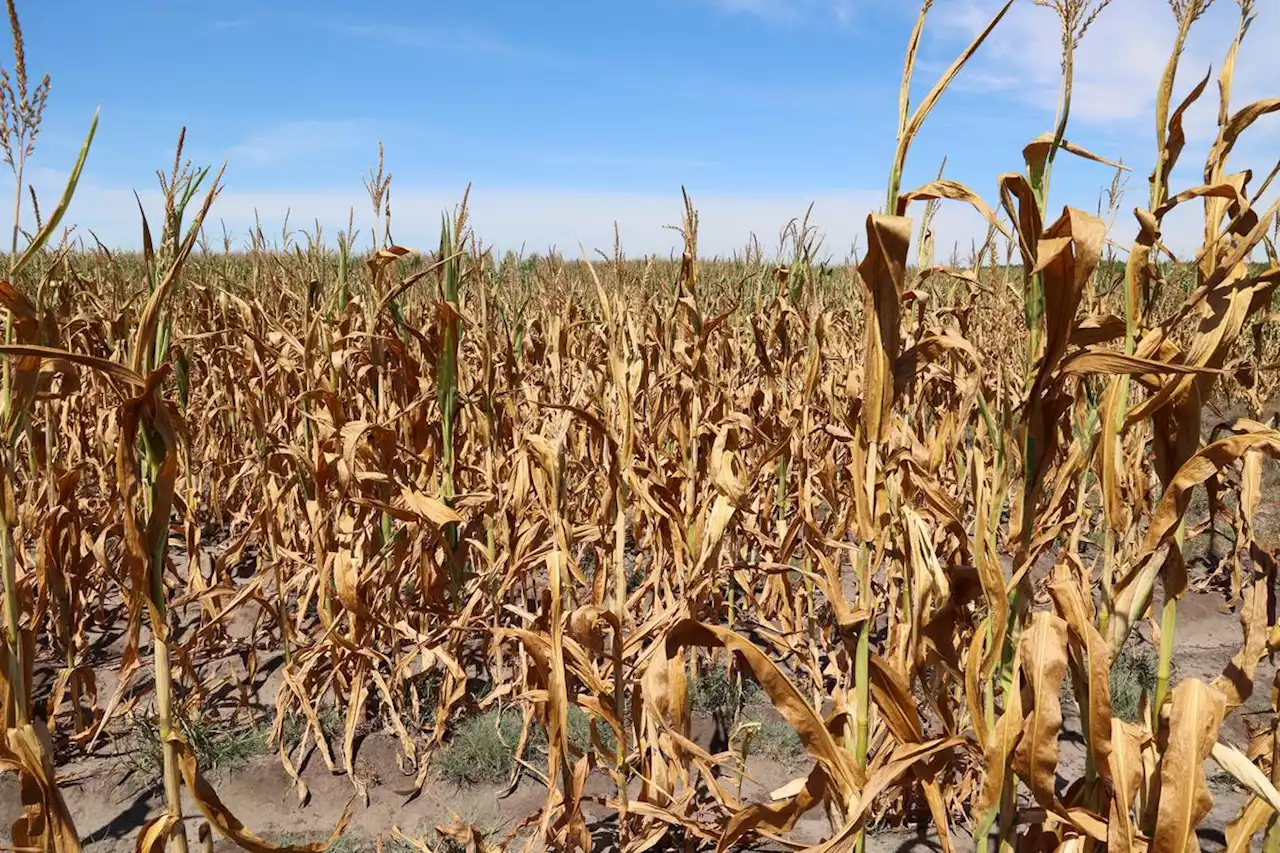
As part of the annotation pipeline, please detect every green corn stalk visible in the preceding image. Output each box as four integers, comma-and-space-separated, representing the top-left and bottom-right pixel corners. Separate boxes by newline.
337, 226, 352, 314
860, 5, 1010, 851
1145, 0, 1222, 732
437, 217, 462, 607
0, 107, 97, 728
132, 147, 223, 853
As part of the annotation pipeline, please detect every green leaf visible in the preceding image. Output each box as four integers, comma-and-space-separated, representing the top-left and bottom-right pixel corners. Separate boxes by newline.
13, 108, 100, 276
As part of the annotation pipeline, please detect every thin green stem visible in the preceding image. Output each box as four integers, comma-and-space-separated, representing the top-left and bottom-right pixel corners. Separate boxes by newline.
1152, 586, 1177, 725
9, 154, 24, 268
0, 497, 24, 727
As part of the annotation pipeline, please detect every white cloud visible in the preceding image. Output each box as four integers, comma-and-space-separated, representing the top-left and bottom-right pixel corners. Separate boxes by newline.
16, 173, 1269, 266
930, 0, 1278, 232
227, 120, 367, 167
33, 177, 1003, 260
935, 0, 1277, 132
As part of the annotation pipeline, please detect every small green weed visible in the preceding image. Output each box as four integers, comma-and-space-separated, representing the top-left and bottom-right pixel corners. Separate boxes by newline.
434, 709, 525, 786
186, 713, 268, 770
281, 705, 343, 752
1110, 643, 1157, 724
404, 670, 445, 728
275, 834, 364, 853
566, 704, 617, 757
434, 705, 622, 786
1208, 769, 1240, 793
118, 707, 268, 780
689, 660, 759, 715
737, 714, 803, 763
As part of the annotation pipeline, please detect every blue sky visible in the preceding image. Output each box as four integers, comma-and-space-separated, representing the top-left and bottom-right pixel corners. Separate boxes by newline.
16, 0, 1279, 258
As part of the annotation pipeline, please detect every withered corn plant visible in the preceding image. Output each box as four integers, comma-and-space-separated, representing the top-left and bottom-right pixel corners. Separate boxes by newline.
0, 0, 99, 848
0, 117, 356, 852
0, 0, 1278, 852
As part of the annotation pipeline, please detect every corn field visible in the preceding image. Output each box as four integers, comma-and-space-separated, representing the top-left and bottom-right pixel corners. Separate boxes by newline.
2, 0, 1280, 851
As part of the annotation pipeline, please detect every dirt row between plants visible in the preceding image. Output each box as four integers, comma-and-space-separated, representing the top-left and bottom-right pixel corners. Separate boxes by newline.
0, 574, 1262, 853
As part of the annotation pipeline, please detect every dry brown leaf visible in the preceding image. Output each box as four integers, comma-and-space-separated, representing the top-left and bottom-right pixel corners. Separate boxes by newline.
1152, 680, 1226, 853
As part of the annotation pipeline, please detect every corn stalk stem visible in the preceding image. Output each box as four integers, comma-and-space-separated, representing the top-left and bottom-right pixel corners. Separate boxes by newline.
439, 226, 462, 609
975, 651, 998, 853
1150, 510, 1188, 725
852, 612, 870, 853
612, 465, 630, 835
0, 300, 24, 726
853, 610, 870, 766
997, 766, 1018, 853
43, 401, 55, 506
143, 423, 188, 853
9, 154, 24, 268
0, 495, 24, 727
153, 629, 189, 853
1100, 527, 1115, 634
1153, 594, 1176, 721
975, 808, 996, 853
852, 440, 878, 853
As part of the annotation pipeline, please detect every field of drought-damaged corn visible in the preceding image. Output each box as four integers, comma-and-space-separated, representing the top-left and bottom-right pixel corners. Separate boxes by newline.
0, 0, 1279, 851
